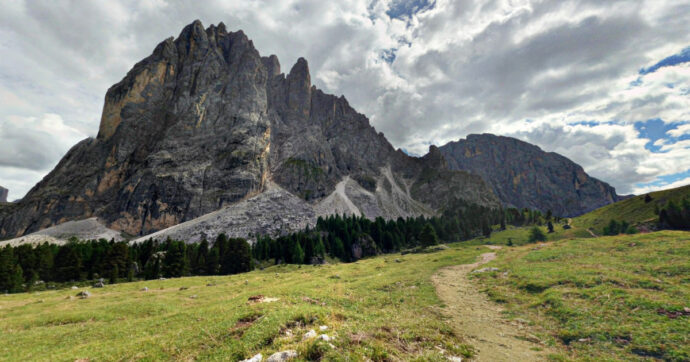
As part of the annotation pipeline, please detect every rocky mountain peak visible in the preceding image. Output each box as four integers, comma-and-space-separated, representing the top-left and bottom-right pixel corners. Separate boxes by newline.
0, 20, 499, 240
439, 133, 618, 216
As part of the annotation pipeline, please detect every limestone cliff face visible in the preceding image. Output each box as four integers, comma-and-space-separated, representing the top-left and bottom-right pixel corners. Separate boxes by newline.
0, 21, 498, 239
439, 134, 619, 217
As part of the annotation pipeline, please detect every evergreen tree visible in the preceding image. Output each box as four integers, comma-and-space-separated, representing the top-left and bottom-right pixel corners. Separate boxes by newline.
206, 247, 220, 275
419, 223, 439, 247
53, 245, 82, 282
547, 221, 554, 233
291, 240, 305, 264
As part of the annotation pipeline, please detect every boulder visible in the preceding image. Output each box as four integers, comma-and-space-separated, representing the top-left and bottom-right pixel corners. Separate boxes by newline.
77, 291, 91, 299
241, 353, 262, 362
302, 329, 317, 340
266, 350, 297, 362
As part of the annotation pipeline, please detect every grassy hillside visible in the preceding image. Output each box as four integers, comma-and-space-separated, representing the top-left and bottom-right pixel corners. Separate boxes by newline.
0, 244, 485, 361
573, 184, 690, 233
475, 230, 690, 361
1, 230, 687, 361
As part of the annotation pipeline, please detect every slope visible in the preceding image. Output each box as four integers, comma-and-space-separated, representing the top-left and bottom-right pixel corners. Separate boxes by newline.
573, 183, 690, 233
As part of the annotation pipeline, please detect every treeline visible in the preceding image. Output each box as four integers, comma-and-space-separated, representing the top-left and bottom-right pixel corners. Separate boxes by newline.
602, 220, 638, 236
253, 202, 551, 264
658, 197, 690, 230
0, 235, 251, 293
1, 200, 557, 293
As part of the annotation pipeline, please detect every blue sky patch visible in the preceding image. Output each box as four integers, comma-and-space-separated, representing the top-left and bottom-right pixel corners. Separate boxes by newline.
635, 118, 690, 152
386, 0, 435, 20
639, 46, 690, 75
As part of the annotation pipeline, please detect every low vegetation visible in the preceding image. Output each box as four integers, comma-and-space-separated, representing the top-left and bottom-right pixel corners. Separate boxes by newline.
0, 243, 484, 361
474, 231, 690, 361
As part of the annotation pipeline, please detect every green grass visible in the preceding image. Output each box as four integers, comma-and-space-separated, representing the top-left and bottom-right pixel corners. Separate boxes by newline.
573, 184, 690, 234
474, 230, 690, 361
0, 243, 483, 361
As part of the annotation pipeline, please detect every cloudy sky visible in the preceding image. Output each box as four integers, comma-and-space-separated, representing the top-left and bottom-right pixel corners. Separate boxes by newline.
1, 0, 689, 200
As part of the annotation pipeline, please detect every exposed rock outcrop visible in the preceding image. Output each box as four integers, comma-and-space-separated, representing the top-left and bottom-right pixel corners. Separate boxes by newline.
0, 186, 7, 203
439, 134, 619, 216
0, 21, 498, 240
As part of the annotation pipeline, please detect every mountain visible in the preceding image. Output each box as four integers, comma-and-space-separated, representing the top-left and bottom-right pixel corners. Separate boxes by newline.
0, 20, 498, 241
0, 186, 7, 203
439, 134, 619, 216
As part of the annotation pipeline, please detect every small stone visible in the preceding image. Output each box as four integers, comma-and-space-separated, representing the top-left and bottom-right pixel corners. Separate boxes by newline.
71, 286, 79, 290
93, 281, 105, 288
141, 287, 149, 292
318, 334, 331, 342
159, 277, 166, 280
77, 291, 91, 299
319, 325, 328, 331
302, 329, 317, 340
245, 280, 249, 285
266, 350, 297, 362
190, 295, 197, 299
240, 353, 263, 362
448, 357, 463, 362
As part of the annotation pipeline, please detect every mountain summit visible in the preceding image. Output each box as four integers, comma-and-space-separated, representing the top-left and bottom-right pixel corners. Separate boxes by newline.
439, 134, 619, 216
0, 21, 498, 240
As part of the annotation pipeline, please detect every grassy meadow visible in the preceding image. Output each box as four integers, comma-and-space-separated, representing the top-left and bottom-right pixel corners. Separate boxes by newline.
474, 230, 690, 361
0, 243, 485, 361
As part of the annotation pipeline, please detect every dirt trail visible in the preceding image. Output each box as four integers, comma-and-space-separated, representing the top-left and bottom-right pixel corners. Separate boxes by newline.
586, 228, 599, 237
432, 246, 553, 361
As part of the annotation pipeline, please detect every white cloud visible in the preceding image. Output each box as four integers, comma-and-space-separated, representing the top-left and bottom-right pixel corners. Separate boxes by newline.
0, 0, 689, 198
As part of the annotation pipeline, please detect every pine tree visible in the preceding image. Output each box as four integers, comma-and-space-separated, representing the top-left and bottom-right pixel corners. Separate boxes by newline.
53, 245, 82, 282
547, 221, 554, 233
419, 223, 439, 247
291, 240, 305, 264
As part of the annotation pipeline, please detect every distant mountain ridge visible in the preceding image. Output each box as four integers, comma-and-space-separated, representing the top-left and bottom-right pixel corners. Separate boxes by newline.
439, 134, 619, 217
0, 20, 498, 241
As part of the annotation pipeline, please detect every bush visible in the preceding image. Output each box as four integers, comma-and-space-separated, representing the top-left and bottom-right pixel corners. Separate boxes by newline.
528, 227, 547, 243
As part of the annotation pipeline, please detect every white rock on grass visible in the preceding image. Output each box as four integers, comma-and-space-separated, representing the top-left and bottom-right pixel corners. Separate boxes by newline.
266, 350, 297, 361
318, 334, 331, 342
448, 357, 463, 362
302, 329, 317, 340
71, 286, 79, 290
319, 325, 328, 331
241, 353, 262, 362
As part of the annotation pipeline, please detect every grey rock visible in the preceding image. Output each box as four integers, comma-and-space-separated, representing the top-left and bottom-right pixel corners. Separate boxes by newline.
439, 134, 619, 216
93, 281, 105, 288
302, 329, 317, 340
0, 20, 498, 240
77, 290, 91, 299
266, 350, 297, 362
241, 353, 263, 362
472, 267, 500, 274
